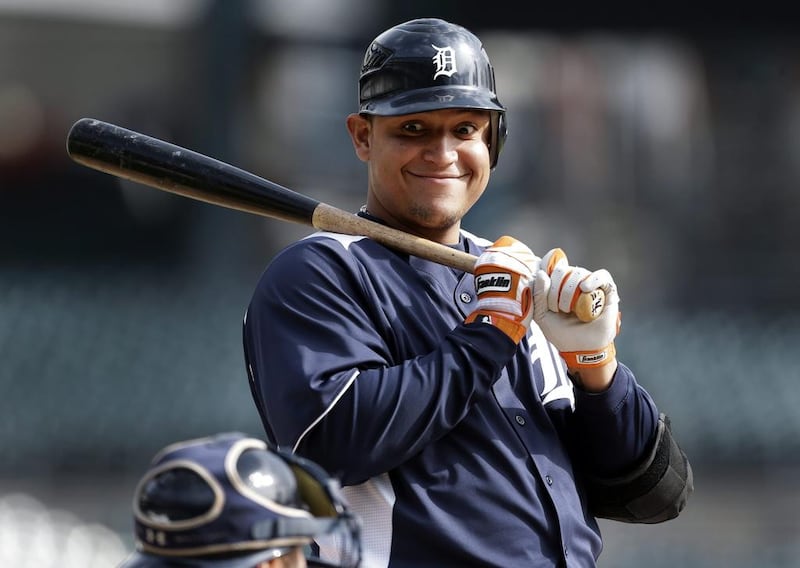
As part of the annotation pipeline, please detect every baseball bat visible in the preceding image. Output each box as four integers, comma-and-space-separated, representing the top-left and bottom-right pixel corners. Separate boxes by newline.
65, 117, 603, 322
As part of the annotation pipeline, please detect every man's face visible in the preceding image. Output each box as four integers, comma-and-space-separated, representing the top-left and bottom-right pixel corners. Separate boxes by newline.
347, 108, 493, 244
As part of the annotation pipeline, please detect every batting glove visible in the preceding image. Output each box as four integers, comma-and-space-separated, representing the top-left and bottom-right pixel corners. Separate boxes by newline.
465, 236, 540, 344
533, 248, 621, 368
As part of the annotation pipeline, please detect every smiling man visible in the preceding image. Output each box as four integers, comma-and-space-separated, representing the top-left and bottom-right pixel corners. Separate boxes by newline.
243, 18, 692, 568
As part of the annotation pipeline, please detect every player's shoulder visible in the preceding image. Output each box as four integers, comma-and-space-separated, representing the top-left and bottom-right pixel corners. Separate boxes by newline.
255, 232, 371, 297
275, 231, 369, 262
302, 231, 368, 250
265, 231, 384, 276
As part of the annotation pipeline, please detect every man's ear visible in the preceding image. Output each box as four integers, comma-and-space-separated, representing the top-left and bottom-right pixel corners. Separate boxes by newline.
346, 113, 371, 162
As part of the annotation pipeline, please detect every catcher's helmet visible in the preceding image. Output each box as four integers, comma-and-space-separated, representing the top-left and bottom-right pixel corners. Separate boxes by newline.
118, 432, 361, 568
358, 17, 507, 168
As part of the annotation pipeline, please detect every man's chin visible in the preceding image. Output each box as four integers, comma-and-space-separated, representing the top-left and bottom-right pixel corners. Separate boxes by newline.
408, 206, 461, 229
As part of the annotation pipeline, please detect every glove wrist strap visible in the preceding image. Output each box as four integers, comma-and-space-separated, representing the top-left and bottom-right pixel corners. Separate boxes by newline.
560, 342, 616, 368
465, 311, 527, 344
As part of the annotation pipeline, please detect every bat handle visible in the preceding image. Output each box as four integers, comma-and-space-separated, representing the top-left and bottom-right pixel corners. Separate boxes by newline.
573, 288, 605, 323
311, 203, 603, 322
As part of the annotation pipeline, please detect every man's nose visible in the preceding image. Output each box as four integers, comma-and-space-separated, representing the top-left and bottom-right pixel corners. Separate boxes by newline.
422, 133, 458, 163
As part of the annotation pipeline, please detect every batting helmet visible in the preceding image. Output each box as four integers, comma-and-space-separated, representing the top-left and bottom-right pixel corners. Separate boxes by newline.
358, 17, 507, 168
117, 432, 361, 568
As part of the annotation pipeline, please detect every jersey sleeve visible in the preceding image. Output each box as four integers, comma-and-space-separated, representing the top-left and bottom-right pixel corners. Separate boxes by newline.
243, 235, 515, 484
564, 364, 693, 523
567, 363, 660, 477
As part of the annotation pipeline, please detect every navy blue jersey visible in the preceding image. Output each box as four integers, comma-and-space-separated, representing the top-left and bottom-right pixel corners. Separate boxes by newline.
243, 224, 660, 567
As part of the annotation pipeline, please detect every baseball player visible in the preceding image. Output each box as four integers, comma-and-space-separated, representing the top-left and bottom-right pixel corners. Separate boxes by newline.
243, 17, 693, 567
117, 432, 361, 568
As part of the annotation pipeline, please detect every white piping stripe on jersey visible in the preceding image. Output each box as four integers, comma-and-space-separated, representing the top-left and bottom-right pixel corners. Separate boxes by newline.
292, 369, 361, 453
303, 231, 366, 248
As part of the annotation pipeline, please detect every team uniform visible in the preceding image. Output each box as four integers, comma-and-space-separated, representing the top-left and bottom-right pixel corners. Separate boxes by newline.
243, 215, 687, 567
244, 17, 691, 568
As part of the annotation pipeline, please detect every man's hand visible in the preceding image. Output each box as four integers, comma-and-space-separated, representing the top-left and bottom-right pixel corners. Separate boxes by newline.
465, 236, 540, 344
534, 248, 621, 369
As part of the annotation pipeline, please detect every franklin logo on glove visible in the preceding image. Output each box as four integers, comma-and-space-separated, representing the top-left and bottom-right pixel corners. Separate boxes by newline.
577, 352, 609, 365
475, 273, 512, 293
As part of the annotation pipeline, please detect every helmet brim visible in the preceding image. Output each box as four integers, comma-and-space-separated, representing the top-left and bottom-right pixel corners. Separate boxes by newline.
360, 86, 504, 117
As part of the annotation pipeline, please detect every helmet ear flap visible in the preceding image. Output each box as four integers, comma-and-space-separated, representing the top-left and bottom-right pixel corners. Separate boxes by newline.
490, 111, 507, 169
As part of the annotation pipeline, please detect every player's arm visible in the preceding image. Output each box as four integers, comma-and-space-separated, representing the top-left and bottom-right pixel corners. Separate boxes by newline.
533, 249, 692, 523
582, 410, 693, 523
244, 236, 534, 484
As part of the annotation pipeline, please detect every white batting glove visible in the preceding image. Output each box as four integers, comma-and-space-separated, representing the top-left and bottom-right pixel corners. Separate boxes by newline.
533, 248, 621, 368
465, 236, 540, 344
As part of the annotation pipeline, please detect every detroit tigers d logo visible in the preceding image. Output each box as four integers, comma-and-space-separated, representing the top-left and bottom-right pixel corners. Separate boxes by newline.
431, 44, 457, 79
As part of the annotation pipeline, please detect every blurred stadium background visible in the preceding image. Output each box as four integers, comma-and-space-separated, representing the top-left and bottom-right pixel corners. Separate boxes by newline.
1, 1, 799, 566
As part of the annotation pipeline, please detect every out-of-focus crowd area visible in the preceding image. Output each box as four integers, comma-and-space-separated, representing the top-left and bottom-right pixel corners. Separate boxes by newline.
1, 1, 799, 566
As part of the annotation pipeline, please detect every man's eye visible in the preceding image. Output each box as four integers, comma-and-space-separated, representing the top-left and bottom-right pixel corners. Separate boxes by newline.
402, 122, 424, 133
456, 124, 478, 136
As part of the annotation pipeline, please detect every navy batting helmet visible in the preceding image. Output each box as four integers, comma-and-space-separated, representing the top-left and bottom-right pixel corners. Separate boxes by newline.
358, 17, 507, 168
117, 432, 361, 568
